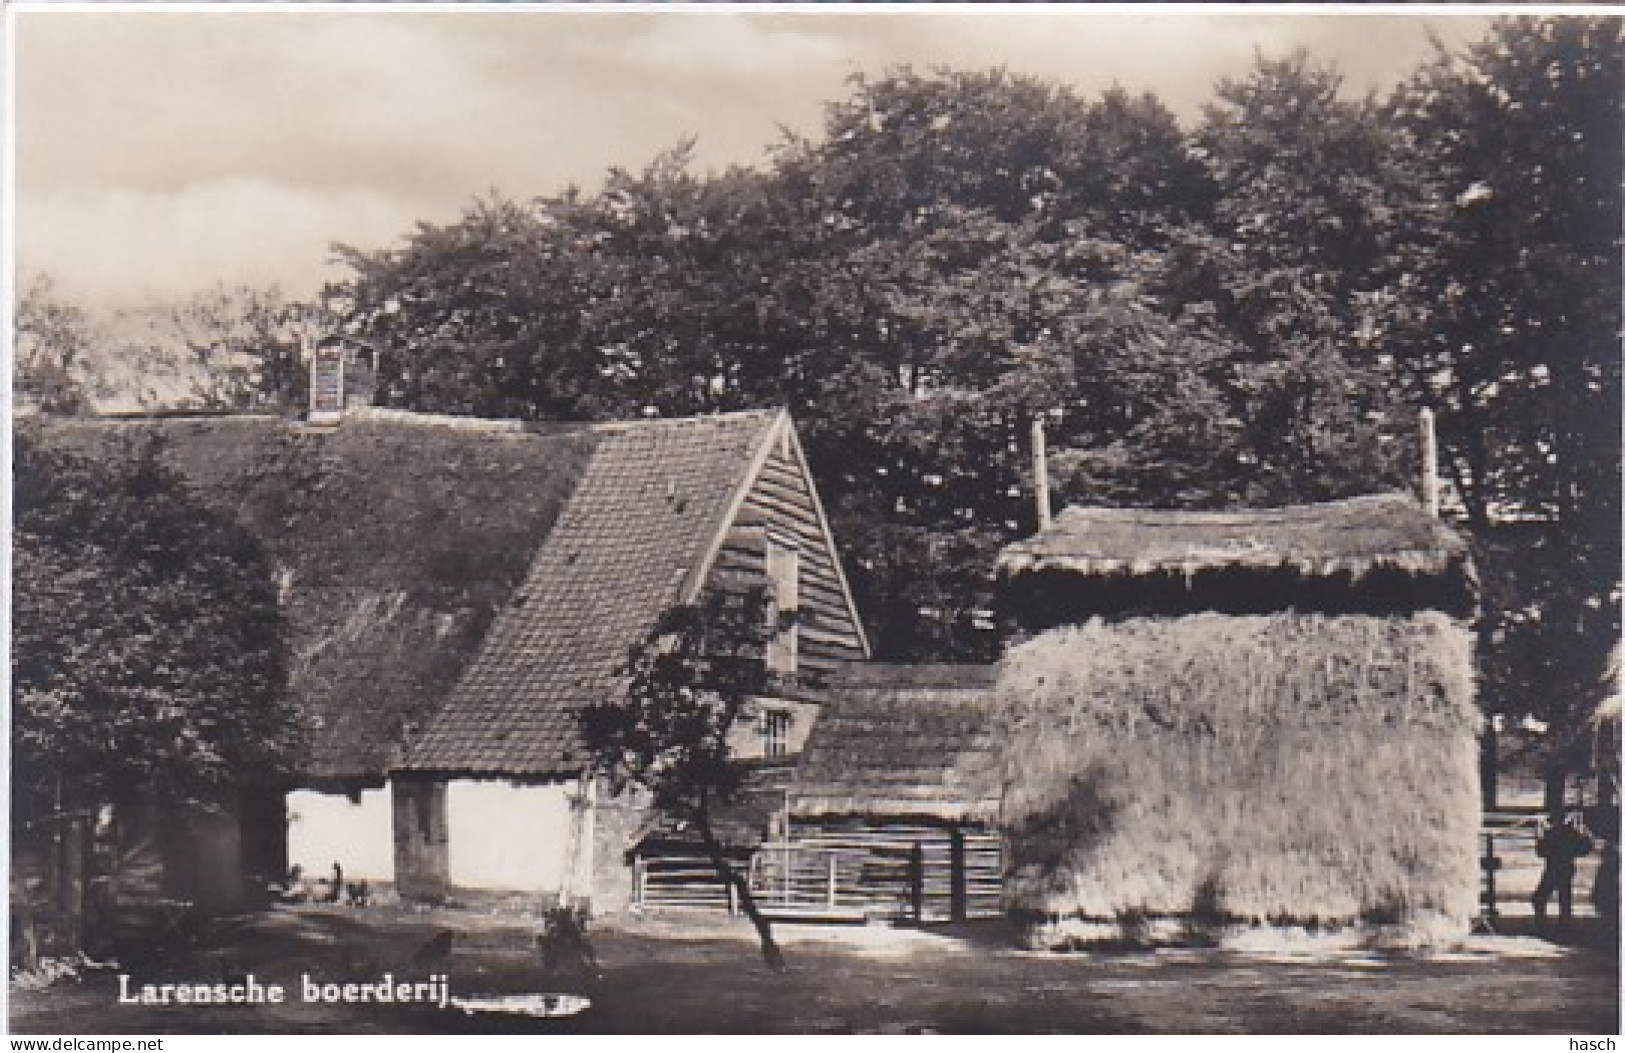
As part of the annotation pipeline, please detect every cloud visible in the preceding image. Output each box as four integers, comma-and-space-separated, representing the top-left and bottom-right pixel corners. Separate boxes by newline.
17, 179, 432, 308
12, 9, 1495, 310
593, 13, 851, 79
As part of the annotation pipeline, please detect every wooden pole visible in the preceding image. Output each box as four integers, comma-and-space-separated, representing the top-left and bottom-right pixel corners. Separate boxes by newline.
1031, 417, 1052, 532
1419, 407, 1440, 517
1480, 831, 1501, 926
950, 828, 967, 923
579, 774, 597, 909
909, 842, 925, 923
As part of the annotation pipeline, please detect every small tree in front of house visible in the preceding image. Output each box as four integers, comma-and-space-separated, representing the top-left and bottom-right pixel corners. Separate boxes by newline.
583, 587, 789, 973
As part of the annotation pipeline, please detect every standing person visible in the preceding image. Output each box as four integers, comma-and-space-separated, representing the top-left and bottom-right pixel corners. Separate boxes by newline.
1532, 815, 1594, 926
325, 861, 344, 904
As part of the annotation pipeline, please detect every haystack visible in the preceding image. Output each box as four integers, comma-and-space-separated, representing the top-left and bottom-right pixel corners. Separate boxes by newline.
994, 492, 1479, 940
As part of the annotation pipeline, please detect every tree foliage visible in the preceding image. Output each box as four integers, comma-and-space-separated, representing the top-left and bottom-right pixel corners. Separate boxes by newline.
134, 284, 334, 412
14, 274, 104, 415
24, 21, 1619, 748
14, 277, 331, 414
583, 588, 787, 971
1384, 17, 1623, 736
11, 428, 297, 818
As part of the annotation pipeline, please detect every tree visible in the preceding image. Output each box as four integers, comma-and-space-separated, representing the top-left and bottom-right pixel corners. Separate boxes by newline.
124, 284, 334, 412
15, 275, 335, 415
1384, 17, 1623, 803
333, 192, 621, 420
12, 426, 297, 830
12, 426, 297, 952
582, 588, 788, 972
329, 54, 1580, 666
14, 273, 103, 415
1187, 51, 1418, 504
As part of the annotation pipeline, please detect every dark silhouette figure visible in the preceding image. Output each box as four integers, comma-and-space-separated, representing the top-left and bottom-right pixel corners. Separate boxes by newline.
324, 862, 344, 904
537, 905, 600, 980
1532, 816, 1593, 925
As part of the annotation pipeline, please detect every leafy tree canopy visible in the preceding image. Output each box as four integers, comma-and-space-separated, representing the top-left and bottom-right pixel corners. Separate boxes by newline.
1384, 17, 1623, 733
23, 20, 1620, 735
11, 428, 298, 817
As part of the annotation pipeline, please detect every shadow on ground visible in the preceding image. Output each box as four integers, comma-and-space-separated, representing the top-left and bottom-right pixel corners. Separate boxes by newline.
9, 905, 1619, 1034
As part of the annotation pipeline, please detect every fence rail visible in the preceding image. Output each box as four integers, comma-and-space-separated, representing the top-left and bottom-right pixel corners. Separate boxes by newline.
634, 828, 1004, 923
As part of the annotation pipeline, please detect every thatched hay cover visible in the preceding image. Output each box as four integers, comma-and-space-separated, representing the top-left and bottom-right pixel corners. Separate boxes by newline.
999, 493, 1469, 582
790, 664, 1003, 822
996, 612, 1479, 927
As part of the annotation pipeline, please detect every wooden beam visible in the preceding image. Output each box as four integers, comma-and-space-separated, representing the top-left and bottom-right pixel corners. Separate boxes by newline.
1420, 407, 1440, 518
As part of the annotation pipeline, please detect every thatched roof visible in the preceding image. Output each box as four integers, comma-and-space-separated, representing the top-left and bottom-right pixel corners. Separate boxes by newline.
34, 411, 598, 784
789, 664, 1002, 822
999, 493, 1470, 582
32, 408, 787, 785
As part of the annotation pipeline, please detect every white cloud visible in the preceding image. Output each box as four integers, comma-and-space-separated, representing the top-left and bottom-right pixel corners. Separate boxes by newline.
17, 179, 432, 308
598, 13, 850, 79
12, 9, 1496, 311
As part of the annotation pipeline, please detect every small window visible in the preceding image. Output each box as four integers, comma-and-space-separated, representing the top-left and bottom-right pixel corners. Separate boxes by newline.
765, 536, 799, 675
761, 709, 792, 759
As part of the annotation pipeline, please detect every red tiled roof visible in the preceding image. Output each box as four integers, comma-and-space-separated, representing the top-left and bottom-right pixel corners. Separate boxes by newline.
400, 409, 782, 777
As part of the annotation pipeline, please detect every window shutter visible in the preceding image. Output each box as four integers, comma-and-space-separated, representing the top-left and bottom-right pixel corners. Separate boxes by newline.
765, 536, 800, 675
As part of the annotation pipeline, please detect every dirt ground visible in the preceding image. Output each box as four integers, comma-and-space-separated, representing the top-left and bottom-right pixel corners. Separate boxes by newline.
7, 905, 1620, 1035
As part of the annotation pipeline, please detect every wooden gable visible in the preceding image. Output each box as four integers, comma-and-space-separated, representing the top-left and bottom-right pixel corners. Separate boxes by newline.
697, 413, 870, 683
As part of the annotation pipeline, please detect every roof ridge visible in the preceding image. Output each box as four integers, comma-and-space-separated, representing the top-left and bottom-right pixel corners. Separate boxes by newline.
67, 406, 785, 437
589, 407, 783, 435
346, 406, 538, 433
1055, 491, 1420, 523
62, 412, 287, 425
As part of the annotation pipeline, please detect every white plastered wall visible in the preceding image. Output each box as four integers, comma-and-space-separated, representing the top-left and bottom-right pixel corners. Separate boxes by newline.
286, 787, 394, 882
446, 779, 575, 893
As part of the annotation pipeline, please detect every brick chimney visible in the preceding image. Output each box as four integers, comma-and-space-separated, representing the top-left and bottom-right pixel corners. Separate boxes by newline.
309, 336, 378, 424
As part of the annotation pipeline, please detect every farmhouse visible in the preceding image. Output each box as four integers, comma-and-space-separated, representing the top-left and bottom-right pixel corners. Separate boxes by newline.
30, 402, 869, 911
993, 494, 1481, 942
393, 406, 869, 908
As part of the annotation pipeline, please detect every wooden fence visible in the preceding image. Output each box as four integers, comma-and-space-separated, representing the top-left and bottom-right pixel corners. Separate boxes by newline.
632, 823, 1003, 923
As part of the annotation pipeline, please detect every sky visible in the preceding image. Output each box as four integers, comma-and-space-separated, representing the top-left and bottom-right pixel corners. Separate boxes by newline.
11, 5, 1499, 311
